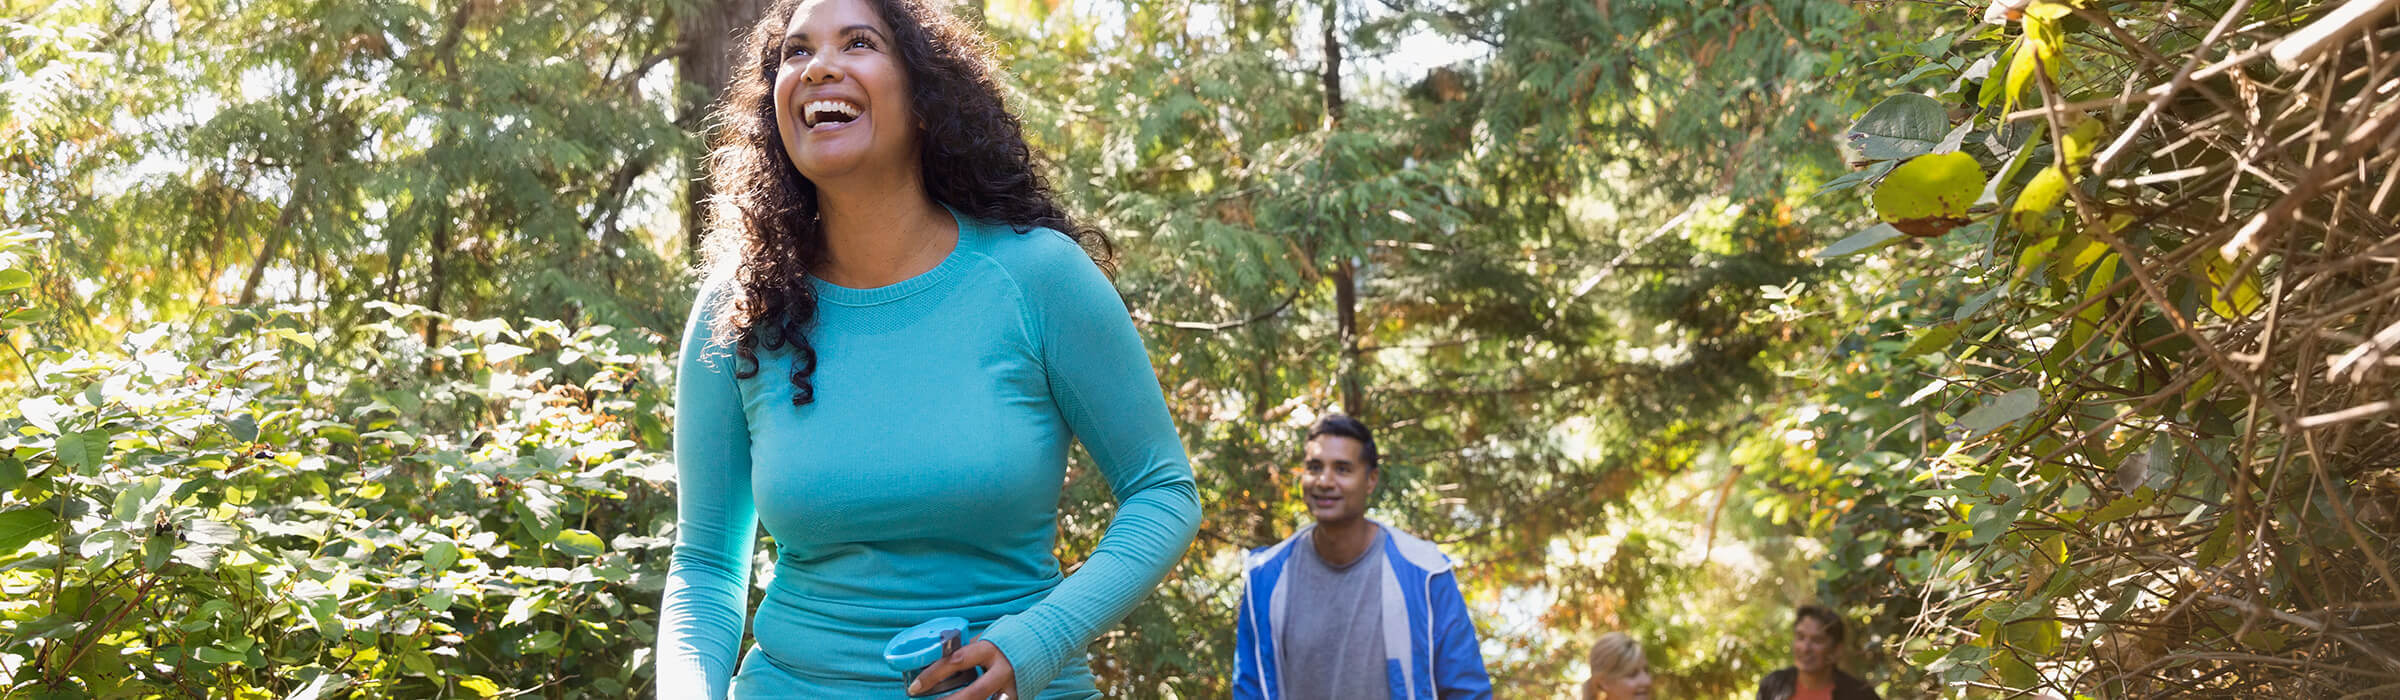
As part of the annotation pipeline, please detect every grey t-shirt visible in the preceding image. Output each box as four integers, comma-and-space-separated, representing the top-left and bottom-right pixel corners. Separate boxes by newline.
1277, 526, 1390, 699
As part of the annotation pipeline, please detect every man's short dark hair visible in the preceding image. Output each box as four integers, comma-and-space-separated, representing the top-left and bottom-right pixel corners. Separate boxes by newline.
1795, 604, 1847, 645
1306, 414, 1378, 471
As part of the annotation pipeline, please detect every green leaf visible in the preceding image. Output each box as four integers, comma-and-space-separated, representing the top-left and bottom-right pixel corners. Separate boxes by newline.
1815, 223, 1907, 259
112, 476, 165, 521
458, 676, 505, 698
3, 307, 54, 327
1980, 598, 2044, 623
501, 593, 548, 627
2091, 488, 2155, 523
2011, 166, 2070, 235
143, 533, 173, 570
423, 541, 460, 572
315, 424, 358, 445
0, 269, 31, 292
54, 432, 90, 473
0, 507, 62, 555
17, 396, 66, 434
1847, 94, 1951, 161
399, 648, 437, 676
1873, 152, 1987, 237
519, 630, 563, 654
228, 413, 259, 443
1955, 388, 2041, 437
551, 529, 604, 557
0, 456, 24, 492
1979, 40, 2018, 108
1900, 324, 1962, 359
1968, 498, 2025, 546
2194, 256, 2263, 319
1894, 61, 1952, 86
2060, 117, 2105, 168
1813, 159, 1899, 197
482, 342, 533, 364
193, 646, 250, 666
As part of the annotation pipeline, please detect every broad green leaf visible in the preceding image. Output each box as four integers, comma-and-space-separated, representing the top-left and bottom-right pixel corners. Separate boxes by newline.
519, 630, 563, 654
399, 648, 437, 676
193, 646, 250, 666
1900, 324, 1962, 359
111, 476, 165, 521
2010, 166, 2071, 235
143, 533, 173, 570
0, 269, 31, 291
551, 529, 603, 557
501, 593, 548, 627
2194, 256, 2263, 319
1979, 40, 2019, 108
1956, 388, 2041, 436
1847, 94, 1950, 160
2090, 489, 2155, 523
1815, 223, 1906, 259
423, 541, 460, 572
2060, 117, 2105, 169
314, 424, 358, 445
56, 431, 95, 475
1993, 647, 2042, 687
18, 396, 67, 435
1873, 152, 1986, 237
482, 342, 533, 364
0, 507, 61, 555
228, 413, 259, 442
1813, 159, 1899, 197
458, 676, 505, 698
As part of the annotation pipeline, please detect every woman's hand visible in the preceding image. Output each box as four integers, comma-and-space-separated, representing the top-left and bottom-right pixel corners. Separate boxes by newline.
915, 638, 1015, 700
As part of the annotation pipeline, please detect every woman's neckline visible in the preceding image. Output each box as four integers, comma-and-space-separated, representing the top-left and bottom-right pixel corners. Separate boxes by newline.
809, 203, 973, 307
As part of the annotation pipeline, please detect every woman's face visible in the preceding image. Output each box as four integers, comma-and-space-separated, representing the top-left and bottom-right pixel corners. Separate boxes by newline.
1599, 663, 1653, 700
773, 0, 918, 183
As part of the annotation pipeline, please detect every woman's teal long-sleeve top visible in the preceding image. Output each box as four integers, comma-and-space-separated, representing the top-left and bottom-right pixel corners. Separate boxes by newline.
652, 214, 1203, 699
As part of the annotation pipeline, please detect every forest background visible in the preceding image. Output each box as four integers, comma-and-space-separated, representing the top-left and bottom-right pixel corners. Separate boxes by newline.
4, 0, 2398, 697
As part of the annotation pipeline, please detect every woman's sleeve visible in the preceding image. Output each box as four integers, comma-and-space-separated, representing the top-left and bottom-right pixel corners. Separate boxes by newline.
652, 280, 759, 699
977, 237, 1204, 697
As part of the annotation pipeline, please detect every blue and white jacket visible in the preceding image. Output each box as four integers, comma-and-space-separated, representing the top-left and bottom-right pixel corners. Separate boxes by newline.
1233, 520, 1495, 700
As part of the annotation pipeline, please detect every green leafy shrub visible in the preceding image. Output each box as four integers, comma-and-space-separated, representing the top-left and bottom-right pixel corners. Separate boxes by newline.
1806, 0, 2400, 694
0, 228, 685, 697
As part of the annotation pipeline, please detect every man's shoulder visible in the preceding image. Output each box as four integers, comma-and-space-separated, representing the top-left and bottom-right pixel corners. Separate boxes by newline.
1756, 666, 1798, 696
1834, 669, 1882, 700
1373, 521, 1455, 575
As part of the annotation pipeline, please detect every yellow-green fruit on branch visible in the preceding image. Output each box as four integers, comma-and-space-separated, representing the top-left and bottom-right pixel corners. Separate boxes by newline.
1873, 151, 1987, 237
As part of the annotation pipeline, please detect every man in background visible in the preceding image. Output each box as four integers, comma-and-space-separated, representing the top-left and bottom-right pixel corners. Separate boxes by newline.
1755, 604, 1882, 700
1232, 414, 1493, 699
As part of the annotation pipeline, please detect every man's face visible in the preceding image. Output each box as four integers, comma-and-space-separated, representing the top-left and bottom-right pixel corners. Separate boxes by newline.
1794, 616, 1838, 674
1301, 435, 1376, 526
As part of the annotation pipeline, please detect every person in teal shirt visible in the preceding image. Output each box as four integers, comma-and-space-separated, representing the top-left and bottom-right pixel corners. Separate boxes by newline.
650, 0, 1202, 697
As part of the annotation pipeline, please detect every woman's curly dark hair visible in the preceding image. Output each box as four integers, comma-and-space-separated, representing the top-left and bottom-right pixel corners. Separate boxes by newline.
699, 0, 1109, 406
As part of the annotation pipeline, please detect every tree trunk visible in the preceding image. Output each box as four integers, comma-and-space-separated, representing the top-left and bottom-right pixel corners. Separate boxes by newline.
680, 0, 770, 262
237, 185, 307, 307
1321, 0, 1345, 125
1321, 0, 1362, 419
1334, 260, 1362, 418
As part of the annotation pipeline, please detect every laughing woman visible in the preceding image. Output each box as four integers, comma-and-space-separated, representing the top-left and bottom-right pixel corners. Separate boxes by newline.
649, 0, 1202, 698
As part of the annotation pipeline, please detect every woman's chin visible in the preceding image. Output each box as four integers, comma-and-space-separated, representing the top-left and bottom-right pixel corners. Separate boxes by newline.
794, 152, 868, 181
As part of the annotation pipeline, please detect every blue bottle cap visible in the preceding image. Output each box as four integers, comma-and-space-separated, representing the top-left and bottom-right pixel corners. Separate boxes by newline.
883, 616, 971, 673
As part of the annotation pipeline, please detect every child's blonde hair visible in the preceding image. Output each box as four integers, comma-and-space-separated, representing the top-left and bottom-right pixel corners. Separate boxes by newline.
1581, 631, 1646, 700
